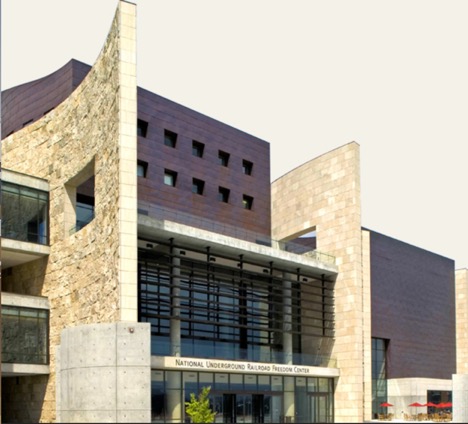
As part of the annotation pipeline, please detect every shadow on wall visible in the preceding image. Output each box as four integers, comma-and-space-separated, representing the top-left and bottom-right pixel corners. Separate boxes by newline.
2, 374, 48, 423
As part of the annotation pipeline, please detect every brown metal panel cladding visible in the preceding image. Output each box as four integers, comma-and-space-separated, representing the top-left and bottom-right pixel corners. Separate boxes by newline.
1, 59, 90, 138
369, 229, 456, 380
137, 87, 271, 240
2, 60, 272, 240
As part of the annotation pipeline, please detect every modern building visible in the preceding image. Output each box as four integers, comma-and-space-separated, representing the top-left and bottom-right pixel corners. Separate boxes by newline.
0, 1, 465, 423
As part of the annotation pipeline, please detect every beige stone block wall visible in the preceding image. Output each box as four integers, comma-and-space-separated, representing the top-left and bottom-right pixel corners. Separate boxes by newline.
272, 142, 369, 422
456, 268, 468, 374
361, 229, 372, 422
1, 1, 137, 421
117, 0, 138, 322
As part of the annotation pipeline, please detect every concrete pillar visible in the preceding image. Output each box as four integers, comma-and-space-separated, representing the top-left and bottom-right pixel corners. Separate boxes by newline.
57, 322, 151, 422
452, 374, 468, 423
167, 371, 182, 423
283, 272, 293, 365
170, 247, 181, 357
283, 273, 295, 422
284, 376, 296, 423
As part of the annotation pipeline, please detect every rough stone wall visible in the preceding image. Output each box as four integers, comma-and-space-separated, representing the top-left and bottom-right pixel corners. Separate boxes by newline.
1, 1, 136, 421
271, 142, 368, 422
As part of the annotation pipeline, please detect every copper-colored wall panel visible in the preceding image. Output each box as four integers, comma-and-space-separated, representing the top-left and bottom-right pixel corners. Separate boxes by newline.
370, 230, 456, 379
136, 88, 271, 239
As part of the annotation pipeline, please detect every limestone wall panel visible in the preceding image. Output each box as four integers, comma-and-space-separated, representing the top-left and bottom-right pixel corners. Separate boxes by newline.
271, 142, 368, 422
456, 269, 468, 374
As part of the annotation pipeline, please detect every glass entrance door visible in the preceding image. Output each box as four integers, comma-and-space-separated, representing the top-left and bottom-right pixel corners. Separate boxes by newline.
223, 394, 236, 423
310, 393, 331, 423
218, 393, 268, 423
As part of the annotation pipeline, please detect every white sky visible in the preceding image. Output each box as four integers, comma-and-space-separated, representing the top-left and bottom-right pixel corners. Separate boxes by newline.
2, 0, 467, 269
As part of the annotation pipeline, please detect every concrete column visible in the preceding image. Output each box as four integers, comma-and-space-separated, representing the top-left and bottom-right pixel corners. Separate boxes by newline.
453, 374, 468, 423
284, 376, 295, 423
167, 371, 182, 423
57, 322, 151, 422
283, 272, 293, 365
283, 273, 295, 422
170, 247, 181, 357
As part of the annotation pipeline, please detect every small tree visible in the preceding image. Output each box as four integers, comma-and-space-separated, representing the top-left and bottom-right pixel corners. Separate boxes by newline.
185, 386, 216, 423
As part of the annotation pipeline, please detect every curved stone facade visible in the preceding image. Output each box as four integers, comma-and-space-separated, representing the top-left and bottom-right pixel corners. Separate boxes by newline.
1, 1, 137, 421
271, 142, 371, 422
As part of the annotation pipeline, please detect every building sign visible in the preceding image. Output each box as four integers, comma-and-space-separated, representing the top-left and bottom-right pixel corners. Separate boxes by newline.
152, 356, 339, 377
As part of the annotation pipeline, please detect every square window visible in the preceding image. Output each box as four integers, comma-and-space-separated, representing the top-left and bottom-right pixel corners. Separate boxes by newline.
164, 169, 177, 186
137, 119, 149, 137
192, 141, 205, 158
218, 150, 230, 167
164, 129, 177, 148
243, 194, 254, 210
192, 178, 205, 195
242, 160, 253, 175
218, 187, 230, 203
137, 160, 148, 177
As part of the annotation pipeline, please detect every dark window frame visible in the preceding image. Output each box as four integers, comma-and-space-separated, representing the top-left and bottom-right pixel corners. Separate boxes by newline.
164, 169, 178, 187
218, 186, 230, 203
137, 160, 148, 177
218, 150, 230, 167
164, 129, 178, 148
192, 141, 205, 158
137, 119, 149, 137
243, 194, 254, 210
192, 178, 205, 195
243, 160, 253, 175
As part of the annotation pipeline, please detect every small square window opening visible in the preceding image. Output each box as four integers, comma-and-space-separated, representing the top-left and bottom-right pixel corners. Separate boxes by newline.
218, 187, 230, 203
218, 150, 230, 167
192, 178, 205, 195
164, 169, 178, 186
137, 160, 148, 177
137, 119, 149, 137
192, 141, 205, 158
242, 160, 253, 175
164, 129, 177, 148
243, 195, 254, 210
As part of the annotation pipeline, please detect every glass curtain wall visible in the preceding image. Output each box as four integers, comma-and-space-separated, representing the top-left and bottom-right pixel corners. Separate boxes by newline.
2, 306, 49, 364
151, 370, 334, 423
372, 337, 388, 419
1, 181, 48, 244
138, 239, 335, 365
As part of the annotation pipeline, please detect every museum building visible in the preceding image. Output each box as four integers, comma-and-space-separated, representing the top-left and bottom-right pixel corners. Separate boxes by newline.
1, 1, 466, 423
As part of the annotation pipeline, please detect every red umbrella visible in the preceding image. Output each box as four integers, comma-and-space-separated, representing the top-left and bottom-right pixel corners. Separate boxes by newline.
409, 402, 424, 407
436, 402, 452, 408
427, 402, 438, 407
380, 402, 393, 407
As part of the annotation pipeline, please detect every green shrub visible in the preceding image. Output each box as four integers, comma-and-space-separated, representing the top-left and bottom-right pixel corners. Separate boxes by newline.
185, 386, 216, 423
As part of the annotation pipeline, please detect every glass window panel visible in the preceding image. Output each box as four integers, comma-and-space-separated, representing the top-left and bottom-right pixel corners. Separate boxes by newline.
271, 376, 283, 391
318, 378, 329, 392
199, 372, 213, 386
230, 374, 243, 391
214, 373, 229, 391
258, 375, 270, 392
308, 377, 319, 391
244, 374, 257, 392
1, 182, 49, 244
